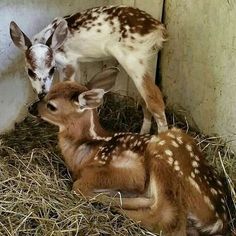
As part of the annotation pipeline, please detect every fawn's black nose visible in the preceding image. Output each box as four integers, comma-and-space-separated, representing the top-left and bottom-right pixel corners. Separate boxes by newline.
38, 92, 46, 100
28, 101, 39, 117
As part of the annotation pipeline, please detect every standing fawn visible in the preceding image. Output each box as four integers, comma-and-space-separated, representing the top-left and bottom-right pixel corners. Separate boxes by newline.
10, 5, 168, 134
29, 68, 230, 236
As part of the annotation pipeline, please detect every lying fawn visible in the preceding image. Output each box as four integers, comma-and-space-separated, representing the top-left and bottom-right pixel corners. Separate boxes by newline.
10, 5, 168, 134
29, 68, 230, 235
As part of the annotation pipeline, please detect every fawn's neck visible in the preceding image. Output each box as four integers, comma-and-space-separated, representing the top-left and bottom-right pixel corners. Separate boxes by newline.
58, 110, 111, 173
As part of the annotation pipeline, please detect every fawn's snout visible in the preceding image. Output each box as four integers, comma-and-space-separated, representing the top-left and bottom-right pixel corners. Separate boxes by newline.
29, 92, 46, 117
28, 101, 40, 117
38, 92, 46, 100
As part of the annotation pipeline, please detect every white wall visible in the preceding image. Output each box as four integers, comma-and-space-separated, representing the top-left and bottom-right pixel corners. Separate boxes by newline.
161, 0, 236, 150
0, 0, 163, 133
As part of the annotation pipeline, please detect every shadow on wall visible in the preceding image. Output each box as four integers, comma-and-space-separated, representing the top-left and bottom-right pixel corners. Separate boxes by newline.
162, 0, 218, 131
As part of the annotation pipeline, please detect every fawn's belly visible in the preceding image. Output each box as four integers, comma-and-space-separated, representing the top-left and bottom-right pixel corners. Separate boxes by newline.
63, 28, 119, 62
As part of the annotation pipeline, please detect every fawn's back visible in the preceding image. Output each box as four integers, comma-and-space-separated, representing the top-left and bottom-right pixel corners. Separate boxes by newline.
32, 5, 166, 62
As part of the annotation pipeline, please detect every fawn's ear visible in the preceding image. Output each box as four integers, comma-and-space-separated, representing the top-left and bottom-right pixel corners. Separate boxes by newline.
86, 67, 119, 92
77, 89, 105, 110
46, 19, 68, 50
10, 21, 32, 50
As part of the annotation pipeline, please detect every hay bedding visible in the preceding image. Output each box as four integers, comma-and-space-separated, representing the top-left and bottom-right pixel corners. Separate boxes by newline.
0, 93, 235, 236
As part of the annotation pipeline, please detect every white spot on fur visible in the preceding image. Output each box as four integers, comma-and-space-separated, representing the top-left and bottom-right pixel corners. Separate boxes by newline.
171, 127, 181, 132
150, 136, 160, 143
155, 154, 162, 159
167, 157, 174, 165
188, 177, 201, 193
174, 160, 179, 166
167, 132, 175, 139
98, 160, 106, 165
165, 149, 173, 156
176, 136, 183, 144
158, 140, 166, 146
194, 169, 200, 174
174, 165, 180, 171
171, 140, 179, 148
191, 172, 195, 178
210, 188, 218, 195
186, 144, 193, 152
192, 161, 199, 167
194, 155, 200, 161
217, 180, 223, 186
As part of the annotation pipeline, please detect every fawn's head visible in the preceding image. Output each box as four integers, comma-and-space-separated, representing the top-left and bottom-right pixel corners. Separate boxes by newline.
10, 20, 68, 98
28, 67, 119, 131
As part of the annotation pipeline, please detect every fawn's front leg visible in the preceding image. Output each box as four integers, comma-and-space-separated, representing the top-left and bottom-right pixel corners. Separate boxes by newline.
58, 63, 78, 81
72, 165, 146, 200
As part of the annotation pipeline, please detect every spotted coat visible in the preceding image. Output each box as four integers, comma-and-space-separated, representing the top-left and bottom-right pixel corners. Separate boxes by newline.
33, 81, 231, 235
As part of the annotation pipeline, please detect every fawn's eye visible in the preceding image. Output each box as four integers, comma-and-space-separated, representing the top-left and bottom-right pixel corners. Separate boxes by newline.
28, 68, 36, 78
49, 67, 55, 76
47, 102, 57, 112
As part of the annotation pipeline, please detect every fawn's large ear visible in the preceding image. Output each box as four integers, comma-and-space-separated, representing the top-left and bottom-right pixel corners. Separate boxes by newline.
86, 67, 119, 92
46, 19, 68, 50
77, 89, 105, 110
10, 21, 32, 50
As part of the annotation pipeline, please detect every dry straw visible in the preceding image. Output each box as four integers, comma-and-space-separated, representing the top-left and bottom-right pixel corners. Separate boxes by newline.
0, 93, 235, 235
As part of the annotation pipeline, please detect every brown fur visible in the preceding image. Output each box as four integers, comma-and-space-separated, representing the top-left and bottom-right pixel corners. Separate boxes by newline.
62, 64, 75, 81
25, 49, 37, 71
142, 73, 166, 129
45, 48, 54, 68
47, 82, 88, 100
34, 82, 230, 235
